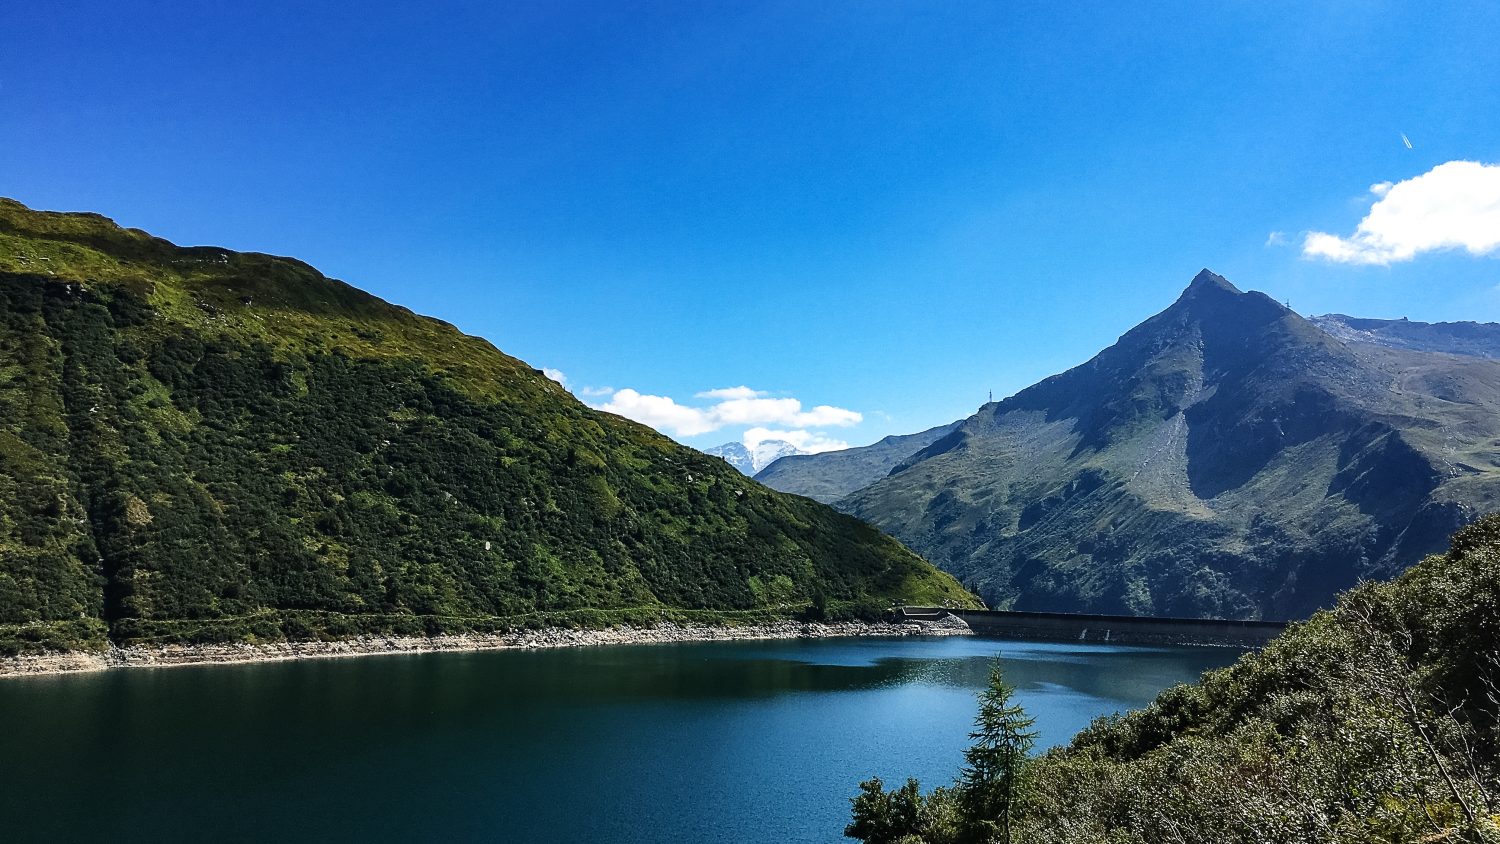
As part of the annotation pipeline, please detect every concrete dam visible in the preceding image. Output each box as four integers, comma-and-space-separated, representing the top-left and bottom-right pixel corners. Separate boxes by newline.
898, 606, 1288, 648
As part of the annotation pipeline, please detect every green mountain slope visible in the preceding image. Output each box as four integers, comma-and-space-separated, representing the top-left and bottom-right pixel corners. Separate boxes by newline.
1019, 516, 1500, 842
844, 271, 1500, 619
849, 516, 1500, 844
0, 198, 975, 654
755, 422, 960, 504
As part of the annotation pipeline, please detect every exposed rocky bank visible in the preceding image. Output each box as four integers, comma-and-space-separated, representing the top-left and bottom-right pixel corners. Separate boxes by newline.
0, 616, 972, 678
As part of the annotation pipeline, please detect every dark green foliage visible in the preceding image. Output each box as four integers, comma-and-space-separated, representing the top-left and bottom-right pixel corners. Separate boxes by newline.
847, 778, 965, 844
856, 516, 1500, 843
847, 778, 930, 844
0, 198, 978, 654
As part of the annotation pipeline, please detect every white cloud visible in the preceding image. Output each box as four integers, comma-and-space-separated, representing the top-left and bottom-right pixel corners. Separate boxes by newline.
542, 368, 568, 388
1265, 231, 1288, 247
743, 427, 850, 454
589, 385, 862, 439
711, 396, 863, 428
578, 385, 615, 398
695, 386, 765, 400
596, 389, 720, 436
1303, 161, 1500, 265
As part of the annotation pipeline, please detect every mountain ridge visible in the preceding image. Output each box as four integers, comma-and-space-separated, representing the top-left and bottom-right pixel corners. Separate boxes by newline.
1311, 312, 1500, 360
838, 269, 1500, 619
755, 422, 962, 504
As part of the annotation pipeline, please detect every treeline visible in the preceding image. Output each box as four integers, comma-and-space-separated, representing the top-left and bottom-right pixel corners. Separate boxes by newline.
847, 515, 1500, 843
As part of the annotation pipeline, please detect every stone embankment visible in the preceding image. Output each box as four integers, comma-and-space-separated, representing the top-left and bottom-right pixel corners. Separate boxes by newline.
0, 615, 972, 678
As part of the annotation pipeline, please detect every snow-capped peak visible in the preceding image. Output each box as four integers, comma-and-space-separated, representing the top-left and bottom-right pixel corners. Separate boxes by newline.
703, 440, 808, 474
749, 440, 805, 472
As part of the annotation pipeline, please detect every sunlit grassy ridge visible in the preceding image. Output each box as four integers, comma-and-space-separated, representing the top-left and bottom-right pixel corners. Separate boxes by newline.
0, 198, 976, 654
0, 198, 547, 400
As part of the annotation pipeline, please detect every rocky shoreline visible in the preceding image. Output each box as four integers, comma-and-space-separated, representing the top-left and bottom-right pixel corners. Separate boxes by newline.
0, 615, 972, 678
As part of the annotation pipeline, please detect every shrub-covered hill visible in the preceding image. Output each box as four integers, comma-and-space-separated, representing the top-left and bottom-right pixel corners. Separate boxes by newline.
1017, 515, 1500, 843
849, 515, 1500, 843
0, 198, 976, 654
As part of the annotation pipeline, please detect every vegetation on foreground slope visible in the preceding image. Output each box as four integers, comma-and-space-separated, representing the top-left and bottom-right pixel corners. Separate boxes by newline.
0, 198, 976, 655
848, 515, 1500, 843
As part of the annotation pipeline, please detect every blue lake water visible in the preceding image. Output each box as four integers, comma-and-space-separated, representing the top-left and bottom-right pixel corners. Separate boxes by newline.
0, 636, 1239, 842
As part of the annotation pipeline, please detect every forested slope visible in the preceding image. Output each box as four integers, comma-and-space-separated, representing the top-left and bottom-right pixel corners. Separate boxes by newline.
0, 199, 975, 654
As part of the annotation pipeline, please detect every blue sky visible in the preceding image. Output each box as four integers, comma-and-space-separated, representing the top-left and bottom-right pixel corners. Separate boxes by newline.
6, 1, 1500, 452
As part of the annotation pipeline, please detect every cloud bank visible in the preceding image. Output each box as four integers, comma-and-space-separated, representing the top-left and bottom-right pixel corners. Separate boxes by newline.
1303, 161, 1500, 265
592, 385, 861, 449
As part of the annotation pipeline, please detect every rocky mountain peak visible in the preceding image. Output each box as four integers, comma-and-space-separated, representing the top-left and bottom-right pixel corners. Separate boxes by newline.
1185, 268, 1241, 294
1150, 269, 1295, 343
838, 268, 1500, 620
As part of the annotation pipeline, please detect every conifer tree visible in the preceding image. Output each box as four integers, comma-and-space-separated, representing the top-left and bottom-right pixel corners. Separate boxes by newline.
957, 661, 1036, 844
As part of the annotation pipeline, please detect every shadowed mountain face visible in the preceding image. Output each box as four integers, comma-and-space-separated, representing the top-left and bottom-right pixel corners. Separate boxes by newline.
843, 270, 1500, 620
754, 422, 960, 504
0, 199, 976, 654
1311, 313, 1500, 360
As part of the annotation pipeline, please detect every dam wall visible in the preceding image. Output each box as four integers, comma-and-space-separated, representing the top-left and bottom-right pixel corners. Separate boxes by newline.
899, 607, 1288, 648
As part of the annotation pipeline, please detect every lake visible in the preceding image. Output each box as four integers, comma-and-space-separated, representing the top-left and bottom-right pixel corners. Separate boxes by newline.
0, 635, 1239, 842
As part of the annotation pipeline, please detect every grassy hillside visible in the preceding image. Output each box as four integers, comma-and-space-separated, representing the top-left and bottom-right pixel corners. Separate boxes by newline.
0, 198, 976, 655
844, 271, 1500, 619
848, 515, 1500, 843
